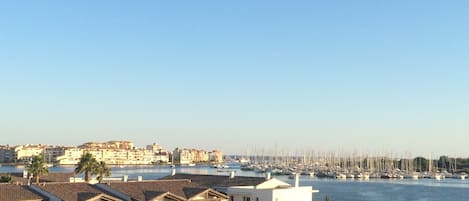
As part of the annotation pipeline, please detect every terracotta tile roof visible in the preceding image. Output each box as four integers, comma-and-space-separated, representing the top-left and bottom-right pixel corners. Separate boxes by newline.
77, 192, 100, 201
1, 173, 28, 184
0, 184, 44, 201
181, 187, 209, 198
35, 182, 117, 201
76, 192, 120, 201
143, 191, 166, 200
159, 173, 267, 187
101, 180, 203, 201
40, 172, 75, 182
2, 172, 74, 184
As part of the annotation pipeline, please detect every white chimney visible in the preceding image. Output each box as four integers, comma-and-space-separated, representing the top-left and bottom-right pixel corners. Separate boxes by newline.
229, 171, 235, 179
266, 172, 271, 180
137, 176, 142, 182
171, 168, 176, 176
123, 175, 128, 182
27, 175, 33, 186
294, 173, 300, 188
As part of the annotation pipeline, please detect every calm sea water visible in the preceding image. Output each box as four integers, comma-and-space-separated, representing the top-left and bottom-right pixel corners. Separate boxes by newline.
2, 164, 469, 201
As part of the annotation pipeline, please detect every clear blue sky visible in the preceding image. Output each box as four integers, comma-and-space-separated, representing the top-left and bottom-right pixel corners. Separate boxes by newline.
1, 1, 468, 157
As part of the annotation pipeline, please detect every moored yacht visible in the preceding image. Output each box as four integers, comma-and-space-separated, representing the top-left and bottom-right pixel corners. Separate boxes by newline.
461, 174, 467, 180
433, 173, 442, 180
412, 172, 419, 180
336, 173, 347, 179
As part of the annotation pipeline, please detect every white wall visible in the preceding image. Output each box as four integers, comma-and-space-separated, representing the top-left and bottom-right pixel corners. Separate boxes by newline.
227, 186, 314, 201
272, 187, 313, 201
227, 187, 272, 201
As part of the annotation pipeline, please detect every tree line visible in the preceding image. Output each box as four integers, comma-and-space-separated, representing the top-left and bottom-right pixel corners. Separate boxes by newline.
398, 156, 469, 173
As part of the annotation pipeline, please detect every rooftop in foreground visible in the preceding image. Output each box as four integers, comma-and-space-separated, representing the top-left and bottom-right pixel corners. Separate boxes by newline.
159, 173, 268, 187
0, 184, 44, 201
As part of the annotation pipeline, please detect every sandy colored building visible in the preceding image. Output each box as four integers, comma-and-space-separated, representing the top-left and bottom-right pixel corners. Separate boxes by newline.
78, 141, 135, 150
173, 148, 224, 165
14, 144, 47, 162
56, 141, 170, 165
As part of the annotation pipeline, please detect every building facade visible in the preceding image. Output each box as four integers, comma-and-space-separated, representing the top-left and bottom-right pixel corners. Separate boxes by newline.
172, 148, 224, 164
56, 142, 170, 165
2, 141, 219, 166
78, 141, 135, 150
226, 178, 316, 201
0, 145, 15, 162
14, 144, 46, 162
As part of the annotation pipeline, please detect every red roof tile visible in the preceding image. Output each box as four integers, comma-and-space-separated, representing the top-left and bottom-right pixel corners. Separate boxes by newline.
0, 184, 44, 201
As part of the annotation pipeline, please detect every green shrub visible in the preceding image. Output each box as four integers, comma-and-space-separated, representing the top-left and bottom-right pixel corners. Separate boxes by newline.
0, 175, 12, 183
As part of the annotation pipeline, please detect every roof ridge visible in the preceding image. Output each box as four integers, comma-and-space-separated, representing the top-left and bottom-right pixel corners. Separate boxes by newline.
110, 179, 192, 183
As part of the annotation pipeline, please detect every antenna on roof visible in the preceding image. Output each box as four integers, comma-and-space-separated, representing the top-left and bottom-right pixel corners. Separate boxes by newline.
27, 175, 33, 186
294, 173, 300, 188
265, 172, 271, 180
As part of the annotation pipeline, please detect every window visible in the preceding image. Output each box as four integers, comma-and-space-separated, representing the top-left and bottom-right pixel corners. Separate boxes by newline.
230, 196, 234, 201
256, 198, 259, 201
243, 196, 251, 201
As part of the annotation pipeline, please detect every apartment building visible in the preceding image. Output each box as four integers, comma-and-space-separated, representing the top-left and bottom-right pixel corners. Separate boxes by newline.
55, 148, 83, 165
0, 145, 15, 162
78, 141, 135, 150
209, 150, 223, 163
173, 148, 193, 165
55, 142, 170, 165
14, 144, 46, 161
44, 146, 67, 164
172, 148, 224, 164
3, 141, 216, 166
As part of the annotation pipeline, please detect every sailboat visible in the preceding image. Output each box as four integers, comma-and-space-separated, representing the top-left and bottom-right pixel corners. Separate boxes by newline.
459, 173, 467, 180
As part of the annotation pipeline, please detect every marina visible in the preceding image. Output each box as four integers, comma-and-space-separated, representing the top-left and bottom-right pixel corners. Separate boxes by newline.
232, 153, 469, 181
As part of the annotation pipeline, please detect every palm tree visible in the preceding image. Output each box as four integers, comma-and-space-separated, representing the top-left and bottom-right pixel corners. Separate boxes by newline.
95, 161, 111, 183
27, 154, 49, 184
74, 152, 98, 182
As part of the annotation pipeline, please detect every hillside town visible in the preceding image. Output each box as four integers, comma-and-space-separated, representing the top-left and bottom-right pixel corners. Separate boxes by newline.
0, 141, 223, 165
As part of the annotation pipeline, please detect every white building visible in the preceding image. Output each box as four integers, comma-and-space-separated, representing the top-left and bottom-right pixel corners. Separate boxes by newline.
154, 152, 170, 163
56, 148, 83, 165
56, 146, 169, 165
226, 175, 317, 201
14, 145, 46, 161
161, 173, 319, 201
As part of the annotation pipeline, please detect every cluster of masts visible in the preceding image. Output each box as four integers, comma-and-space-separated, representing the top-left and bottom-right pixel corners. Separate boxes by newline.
237, 152, 468, 180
